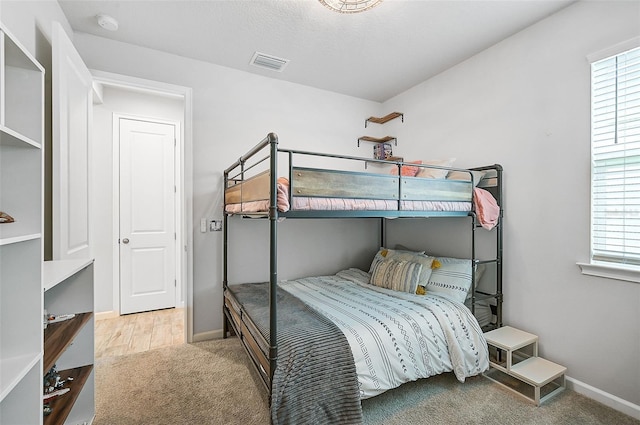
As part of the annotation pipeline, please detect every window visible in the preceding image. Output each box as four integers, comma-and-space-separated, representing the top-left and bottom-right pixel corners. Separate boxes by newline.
591, 46, 640, 267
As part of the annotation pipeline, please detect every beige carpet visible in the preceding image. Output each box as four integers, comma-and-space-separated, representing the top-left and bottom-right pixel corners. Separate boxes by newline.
94, 338, 640, 425
95, 338, 270, 425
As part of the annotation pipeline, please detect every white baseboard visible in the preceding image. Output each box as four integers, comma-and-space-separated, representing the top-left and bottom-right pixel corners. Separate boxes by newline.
566, 376, 640, 420
95, 310, 119, 321
192, 329, 223, 342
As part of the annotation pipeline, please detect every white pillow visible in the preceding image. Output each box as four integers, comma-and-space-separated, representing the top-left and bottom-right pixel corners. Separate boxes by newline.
415, 158, 456, 179
447, 169, 486, 186
426, 257, 472, 303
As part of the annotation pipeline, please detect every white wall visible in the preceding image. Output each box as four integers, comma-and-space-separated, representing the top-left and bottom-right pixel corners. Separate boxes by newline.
92, 86, 185, 313
70, 32, 382, 338
1, 0, 71, 53
382, 0, 640, 409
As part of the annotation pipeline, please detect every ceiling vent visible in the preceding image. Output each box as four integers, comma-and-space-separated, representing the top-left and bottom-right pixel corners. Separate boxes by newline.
250, 52, 290, 72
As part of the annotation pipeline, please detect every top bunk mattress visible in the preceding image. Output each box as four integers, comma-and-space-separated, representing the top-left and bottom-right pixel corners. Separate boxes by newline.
224, 167, 500, 227
224, 177, 472, 214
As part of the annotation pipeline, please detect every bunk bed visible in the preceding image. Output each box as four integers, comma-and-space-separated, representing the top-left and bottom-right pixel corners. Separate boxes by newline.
222, 133, 503, 425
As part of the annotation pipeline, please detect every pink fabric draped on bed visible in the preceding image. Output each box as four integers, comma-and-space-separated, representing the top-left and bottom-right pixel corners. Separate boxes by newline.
473, 187, 500, 230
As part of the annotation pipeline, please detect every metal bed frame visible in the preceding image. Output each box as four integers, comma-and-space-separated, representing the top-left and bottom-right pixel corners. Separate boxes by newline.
222, 132, 503, 399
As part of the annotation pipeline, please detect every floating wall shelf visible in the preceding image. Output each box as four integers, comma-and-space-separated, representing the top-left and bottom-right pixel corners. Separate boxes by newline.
365, 112, 404, 128
357, 135, 397, 147
359, 112, 404, 168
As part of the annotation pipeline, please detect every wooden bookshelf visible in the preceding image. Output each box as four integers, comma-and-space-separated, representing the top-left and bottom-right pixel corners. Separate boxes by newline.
43, 365, 93, 425
43, 260, 95, 424
43, 312, 92, 372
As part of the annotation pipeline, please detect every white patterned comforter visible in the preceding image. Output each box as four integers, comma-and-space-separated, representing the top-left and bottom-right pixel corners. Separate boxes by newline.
279, 268, 489, 399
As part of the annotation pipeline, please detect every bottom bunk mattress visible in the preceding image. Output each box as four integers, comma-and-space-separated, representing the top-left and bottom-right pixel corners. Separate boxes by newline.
226, 268, 490, 424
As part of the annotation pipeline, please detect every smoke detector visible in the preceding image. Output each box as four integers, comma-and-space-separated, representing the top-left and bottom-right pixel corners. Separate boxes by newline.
97, 14, 119, 32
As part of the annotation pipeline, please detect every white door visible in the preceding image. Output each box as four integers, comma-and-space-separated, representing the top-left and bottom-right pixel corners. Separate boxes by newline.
119, 118, 177, 314
52, 22, 92, 260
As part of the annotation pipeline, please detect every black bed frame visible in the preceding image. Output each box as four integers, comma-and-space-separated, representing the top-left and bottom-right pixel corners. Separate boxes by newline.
222, 132, 503, 399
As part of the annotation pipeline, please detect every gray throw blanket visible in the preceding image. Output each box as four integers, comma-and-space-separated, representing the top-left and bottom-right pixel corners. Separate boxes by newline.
228, 282, 363, 425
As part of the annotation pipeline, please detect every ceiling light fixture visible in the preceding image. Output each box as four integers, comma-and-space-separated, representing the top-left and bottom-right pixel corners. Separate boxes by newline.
319, 0, 382, 13
96, 14, 119, 31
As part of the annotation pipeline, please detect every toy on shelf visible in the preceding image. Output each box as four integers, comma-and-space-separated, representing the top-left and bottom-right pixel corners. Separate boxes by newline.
43, 364, 74, 416
0, 211, 15, 223
373, 142, 393, 160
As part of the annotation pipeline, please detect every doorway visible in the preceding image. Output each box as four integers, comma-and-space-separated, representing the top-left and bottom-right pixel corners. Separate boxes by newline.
91, 71, 193, 343
95, 308, 184, 358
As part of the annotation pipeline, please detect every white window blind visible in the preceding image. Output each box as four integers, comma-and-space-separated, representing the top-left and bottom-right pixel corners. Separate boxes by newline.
591, 46, 640, 266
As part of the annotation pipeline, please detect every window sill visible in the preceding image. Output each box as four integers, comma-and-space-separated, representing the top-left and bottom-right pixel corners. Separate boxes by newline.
577, 262, 640, 284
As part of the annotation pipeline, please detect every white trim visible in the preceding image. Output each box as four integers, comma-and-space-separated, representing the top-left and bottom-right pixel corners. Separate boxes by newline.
566, 376, 640, 421
111, 116, 120, 316
90, 70, 185, 99
92, 81, 104, 105
91, 70, 194, 344
587, 36, 640, 63
577, 262, 640, 284
94, 310, 119, 321
192, 329, 224, 342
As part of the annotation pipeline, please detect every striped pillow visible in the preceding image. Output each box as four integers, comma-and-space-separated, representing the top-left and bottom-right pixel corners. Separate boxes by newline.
370, 259, 423, 294
426, 257, 472, 303
369, 248, 434, 288
369, 248, 423, 273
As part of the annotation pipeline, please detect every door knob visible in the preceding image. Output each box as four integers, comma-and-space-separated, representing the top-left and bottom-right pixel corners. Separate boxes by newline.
122, 238, 130, 244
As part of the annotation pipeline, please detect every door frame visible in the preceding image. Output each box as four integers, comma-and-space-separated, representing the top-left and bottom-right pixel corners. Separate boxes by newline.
115, 114, 181, 314
92, 70, 194, 343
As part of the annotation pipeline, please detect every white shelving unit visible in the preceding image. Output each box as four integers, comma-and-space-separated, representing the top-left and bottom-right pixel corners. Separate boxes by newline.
43, 259, 95, 425
0, 23, 45, 425
0, 21, 96, 425
484, 326, 566, 406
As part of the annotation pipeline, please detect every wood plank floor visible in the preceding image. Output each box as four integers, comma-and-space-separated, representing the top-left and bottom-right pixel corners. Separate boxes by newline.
95, 308, 184, 358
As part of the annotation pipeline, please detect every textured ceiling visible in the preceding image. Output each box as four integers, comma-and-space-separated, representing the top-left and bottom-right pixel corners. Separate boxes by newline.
58, 0, 575, 102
